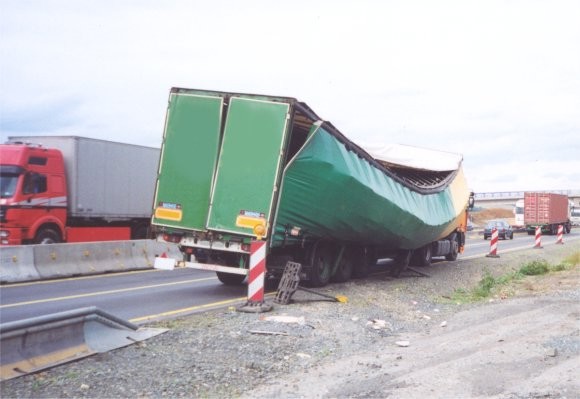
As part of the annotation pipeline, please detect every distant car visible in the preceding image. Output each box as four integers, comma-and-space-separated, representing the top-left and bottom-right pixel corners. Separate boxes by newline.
467, 219, 474, 231
483, 220, 513, 240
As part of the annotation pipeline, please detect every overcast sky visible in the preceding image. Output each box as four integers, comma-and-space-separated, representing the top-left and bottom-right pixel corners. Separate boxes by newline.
1, 0, 579, 193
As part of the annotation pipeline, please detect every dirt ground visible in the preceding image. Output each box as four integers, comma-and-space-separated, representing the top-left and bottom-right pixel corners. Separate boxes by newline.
470, 207, 515, 227
246, 268, 580, 398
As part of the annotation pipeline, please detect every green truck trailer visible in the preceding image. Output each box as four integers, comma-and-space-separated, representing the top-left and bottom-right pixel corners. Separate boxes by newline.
152, 88, 473, 286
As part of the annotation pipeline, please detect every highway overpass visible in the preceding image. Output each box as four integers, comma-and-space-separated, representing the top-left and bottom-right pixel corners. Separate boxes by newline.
475, 189, 580, 209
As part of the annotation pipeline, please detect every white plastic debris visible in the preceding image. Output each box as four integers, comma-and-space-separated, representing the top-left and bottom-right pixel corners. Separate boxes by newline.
367, 319, 388, 330
262, 315, 305, 325
395, 341, 410, 347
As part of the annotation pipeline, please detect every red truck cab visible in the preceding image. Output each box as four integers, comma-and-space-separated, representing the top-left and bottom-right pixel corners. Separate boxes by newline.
0, 143, 67, 245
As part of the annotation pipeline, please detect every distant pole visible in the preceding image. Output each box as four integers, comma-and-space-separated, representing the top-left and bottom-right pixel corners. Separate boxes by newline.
534, 226, 543, 249
486, 228, 500, 258
556, 225, 564, 245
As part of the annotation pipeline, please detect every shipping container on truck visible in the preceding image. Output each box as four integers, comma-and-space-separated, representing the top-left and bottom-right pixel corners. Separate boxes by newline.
152, 88, 474, 287
524, 192, 571, 235
0, 136, 159, 245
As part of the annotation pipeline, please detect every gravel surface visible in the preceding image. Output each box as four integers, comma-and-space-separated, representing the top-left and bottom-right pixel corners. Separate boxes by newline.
2, 237, 579, 398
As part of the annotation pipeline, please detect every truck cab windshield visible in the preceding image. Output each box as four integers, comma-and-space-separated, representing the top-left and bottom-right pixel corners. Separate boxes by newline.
0, 165, 25, 199
1, 174, 19, 198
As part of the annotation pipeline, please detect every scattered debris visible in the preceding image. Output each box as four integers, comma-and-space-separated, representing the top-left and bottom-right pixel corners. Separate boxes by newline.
366, 319, 391, 330
545, 348, 558, 358
249, 330, 290, 336
261, 315, 306, 325
440, 321, 447, 327
395, 341, 410, 347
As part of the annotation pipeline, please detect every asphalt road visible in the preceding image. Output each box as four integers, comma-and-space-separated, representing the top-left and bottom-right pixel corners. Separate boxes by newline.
1, 229, 578, 326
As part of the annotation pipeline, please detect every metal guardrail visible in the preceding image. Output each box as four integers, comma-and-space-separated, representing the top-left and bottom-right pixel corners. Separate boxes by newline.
0, 307, 167, 381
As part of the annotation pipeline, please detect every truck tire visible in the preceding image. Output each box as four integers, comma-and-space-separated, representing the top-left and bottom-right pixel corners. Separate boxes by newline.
331, 247, 353, 283
131, 223, 150, 240
391, 249, 412, 277
445, 240, 459, 261
307, 242, 334, 287
413, 244, 432, 267
352, 246, 376, 279
216, 272, 246, 286
34, 228, 61, 244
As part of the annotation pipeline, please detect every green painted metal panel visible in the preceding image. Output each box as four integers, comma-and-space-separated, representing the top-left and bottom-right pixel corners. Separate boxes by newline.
272, 127, 469, 249
152, 93, 222, 230
207, 97, 289, 237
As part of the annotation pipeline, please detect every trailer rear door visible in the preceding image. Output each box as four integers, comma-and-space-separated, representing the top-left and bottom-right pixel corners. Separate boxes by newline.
207, 97, 289, 238
153, 93, 223, 230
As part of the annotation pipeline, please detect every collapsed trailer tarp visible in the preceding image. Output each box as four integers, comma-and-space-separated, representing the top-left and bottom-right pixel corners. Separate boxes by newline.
272, 125, 469, 250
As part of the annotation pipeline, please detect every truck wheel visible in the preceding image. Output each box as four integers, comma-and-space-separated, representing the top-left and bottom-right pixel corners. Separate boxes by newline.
331, 248, 353, 283
352, 247, 376, 279
307, 242, 334, 287
413, 244, 432, 267
445, 240, 459, 261
216, 272, 246, 286
131, 224, 150, 240
34, 228, 61, 244
391, 250, 412, 277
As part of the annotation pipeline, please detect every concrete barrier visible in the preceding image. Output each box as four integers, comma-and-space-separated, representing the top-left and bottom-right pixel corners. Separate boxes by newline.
130, 240, 183, 269
0, 307, 167, 381
0, 246, 39, 283
0, 240, 181, 284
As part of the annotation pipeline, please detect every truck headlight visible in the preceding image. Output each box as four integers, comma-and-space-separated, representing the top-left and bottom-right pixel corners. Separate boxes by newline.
0, 230, 9, 238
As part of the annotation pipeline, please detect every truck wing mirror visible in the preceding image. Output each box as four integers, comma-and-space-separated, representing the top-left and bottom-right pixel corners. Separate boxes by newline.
468, 192, 475, 210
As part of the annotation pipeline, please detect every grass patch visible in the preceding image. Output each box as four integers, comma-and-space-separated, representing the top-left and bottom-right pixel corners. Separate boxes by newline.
519, 260, 549, 276
472, 271, 496, 299
562, 251, 580, 267
448, 252, 580, 304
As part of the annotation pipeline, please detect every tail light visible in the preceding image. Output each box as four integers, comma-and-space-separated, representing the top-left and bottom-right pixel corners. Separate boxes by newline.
162, 233, 182, 243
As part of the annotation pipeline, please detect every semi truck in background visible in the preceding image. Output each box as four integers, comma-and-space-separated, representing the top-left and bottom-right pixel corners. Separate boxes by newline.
152, 88, 473, 287
0, 136, 160, 245
513, 198, 524, 229
524, 192, 572, 235
570, 201, 580, 226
